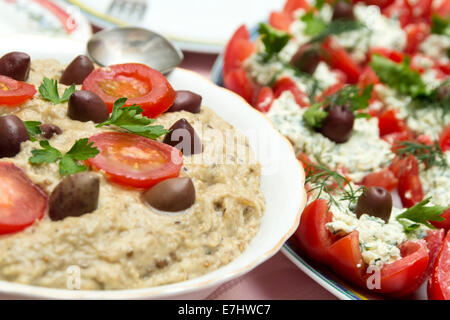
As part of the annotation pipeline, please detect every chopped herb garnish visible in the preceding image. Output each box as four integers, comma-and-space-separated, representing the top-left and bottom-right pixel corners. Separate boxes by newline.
431, 14, 450, 37
257, 23, 291, 62
23, 121, 42, 141
370, 55, 429, 98
96, 98, 168, 140
396, 197, 446, 231
308, 18, 365, 43
302, 84, 372, 129
305, 159, 365, 209
38, 77, 76, 104
395, 141, 448, 170
301, 12, 327, 37
29, 138, 99, 176
303, 103, 328, 128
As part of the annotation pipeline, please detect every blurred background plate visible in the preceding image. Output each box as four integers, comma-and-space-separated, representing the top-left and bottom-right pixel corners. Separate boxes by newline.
61, 0, 282, 53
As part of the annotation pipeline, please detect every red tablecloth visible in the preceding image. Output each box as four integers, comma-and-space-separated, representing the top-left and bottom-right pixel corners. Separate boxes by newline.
180, 51, 336, 300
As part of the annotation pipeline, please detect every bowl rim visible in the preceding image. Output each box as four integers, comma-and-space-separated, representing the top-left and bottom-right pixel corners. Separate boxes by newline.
0, 66, 305, 299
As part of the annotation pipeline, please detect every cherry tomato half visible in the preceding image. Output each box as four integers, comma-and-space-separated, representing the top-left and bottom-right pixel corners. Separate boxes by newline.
428, 230, 450, 300
0, 162, 47, 234
0, 75, 36, 106
360, 168, 399, 191
87, 132, 183, 189
223, 25, 255, 76
82, 63, 176, 118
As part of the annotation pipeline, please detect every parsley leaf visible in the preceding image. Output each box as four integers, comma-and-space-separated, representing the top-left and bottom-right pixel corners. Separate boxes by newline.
96, 98, 168, 139
301, 12, 327, 36
29, 140, 62, 164
258, 23, 291, 62
29, 138, 99, 176
24, 121, 42, 142
303, 103, 328, 128
395, 141, 448, 170
308, 19, 365, 43
431, 14, 450, 36
326, 84, 373, 113
370, 55, 429, 98
39, 77, 76, 104
396, 197, 446, 230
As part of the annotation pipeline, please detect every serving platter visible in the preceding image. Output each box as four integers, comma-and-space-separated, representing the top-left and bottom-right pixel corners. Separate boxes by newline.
0, 36, 305, 299
210, 43, 429, 301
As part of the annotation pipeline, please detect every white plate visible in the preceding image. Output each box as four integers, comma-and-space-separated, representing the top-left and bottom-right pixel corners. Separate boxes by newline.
0, 0, 92, 42
62, 0, 282, 53
0, 37, 305, 299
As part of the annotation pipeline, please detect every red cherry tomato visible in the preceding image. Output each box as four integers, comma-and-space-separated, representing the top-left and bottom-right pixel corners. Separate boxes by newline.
404, 23, 430, 54
269, 11, 293, 32
374, 240, 429, 296
273, 77, 309, 107
253, 86, 274, 113
368, 47, 405, 63
283, 0, 311, 15
82, 63, 175, 118
383, 0, 412, 27
292, 199, 335, 264
434, 0, 450, 17
358, 66, 380, 87
431, 209, 450, 230
406, 0, 433, 23
360, 168, 399, 191
87, 132, 183, 189
0, 75, 36, 106
321, 37, 361, 84
389, 155, 424, 208
0, 162, 47, 234
223, 25, 255, 76
439, 126, 450, 152
428, 230, 450, 300
328, 231, 366, 286
377, 109, 409, 137
224, 67, 256, 103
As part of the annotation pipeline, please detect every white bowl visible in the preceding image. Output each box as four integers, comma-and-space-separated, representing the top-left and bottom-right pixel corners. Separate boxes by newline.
0, 38, 306, 299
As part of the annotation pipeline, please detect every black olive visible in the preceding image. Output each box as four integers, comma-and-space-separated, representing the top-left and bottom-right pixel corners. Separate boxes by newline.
163, 118, 202, 156
320, 105, 355, 143
0, 115, 29, 158
48, 172, 100, 221
290, 43, 321, 74
40, 124, 62, 139
166, 90, 202, 113
60, 55, 94, 85
68, 90, 109, 123
355, 186, 393, 223
332, 0, 355, 21
0, 52, 31, 81
437, 83, 450, 102
143, 177, 195, 212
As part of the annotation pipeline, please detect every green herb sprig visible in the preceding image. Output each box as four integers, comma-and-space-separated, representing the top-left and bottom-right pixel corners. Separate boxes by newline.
396, 197, 446, 231
29, 138, 99, 176
23, 121, 42, 141
257, 23, 291, 62
38, 77, 76, 104
96, 98, 168, 140
396, 141, 448, 170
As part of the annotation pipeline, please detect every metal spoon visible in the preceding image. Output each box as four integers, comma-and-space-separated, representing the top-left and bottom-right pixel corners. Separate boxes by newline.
87, 27, 183, 74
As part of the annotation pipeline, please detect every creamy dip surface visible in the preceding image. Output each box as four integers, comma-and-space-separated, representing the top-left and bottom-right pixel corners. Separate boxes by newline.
0, 59, 265, 290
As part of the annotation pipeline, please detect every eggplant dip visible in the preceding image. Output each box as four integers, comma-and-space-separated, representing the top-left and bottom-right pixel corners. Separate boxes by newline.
0, 53, 265, 290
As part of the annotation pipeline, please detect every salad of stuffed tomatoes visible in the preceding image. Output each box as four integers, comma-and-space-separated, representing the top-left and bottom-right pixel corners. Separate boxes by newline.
222, 0, 450, 299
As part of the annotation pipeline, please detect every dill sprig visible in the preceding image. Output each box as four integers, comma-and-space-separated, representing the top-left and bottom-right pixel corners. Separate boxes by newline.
304, 158, 365, 209
395, 141, 448, 170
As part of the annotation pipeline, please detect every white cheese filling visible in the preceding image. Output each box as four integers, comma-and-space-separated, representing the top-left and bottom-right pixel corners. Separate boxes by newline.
267, 91, 394, 182
420, 34, 450, 64
419, 152, 450, 207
